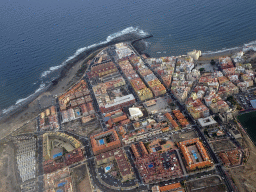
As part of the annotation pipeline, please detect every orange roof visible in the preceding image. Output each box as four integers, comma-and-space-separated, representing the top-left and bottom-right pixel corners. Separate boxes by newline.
164, 113, 173, 121
161, 127, 169, 132
159, 183, 182, 192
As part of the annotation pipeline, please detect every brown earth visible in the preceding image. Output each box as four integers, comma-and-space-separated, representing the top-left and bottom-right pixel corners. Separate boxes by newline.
0, 143, 20, 192
228, 126, 256, 192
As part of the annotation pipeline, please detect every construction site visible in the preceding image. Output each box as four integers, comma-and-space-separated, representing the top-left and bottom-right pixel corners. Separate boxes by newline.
44, 167, 73, 192
185, 175, 226, 192
39, 106, 59, 131
219, 149, 242, 167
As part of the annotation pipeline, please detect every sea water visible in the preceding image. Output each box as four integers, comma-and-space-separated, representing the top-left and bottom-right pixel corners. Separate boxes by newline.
1, 0, 256, 113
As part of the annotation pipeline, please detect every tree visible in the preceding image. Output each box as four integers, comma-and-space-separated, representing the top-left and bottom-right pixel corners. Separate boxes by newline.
210, 59, 216, 65
199, 68, 205, 72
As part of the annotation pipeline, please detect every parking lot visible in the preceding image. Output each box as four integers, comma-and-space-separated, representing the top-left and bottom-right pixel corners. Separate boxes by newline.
15, 136, 37, 185
234, 93, 255, 110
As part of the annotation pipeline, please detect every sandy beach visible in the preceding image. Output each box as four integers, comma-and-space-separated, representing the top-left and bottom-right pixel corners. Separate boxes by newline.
0, 48, 102, 141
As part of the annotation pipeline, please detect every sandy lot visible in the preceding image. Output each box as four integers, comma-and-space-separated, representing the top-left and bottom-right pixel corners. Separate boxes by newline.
72, 163, 92, 192
0, 143, 20, 192
227, 128, 256, 192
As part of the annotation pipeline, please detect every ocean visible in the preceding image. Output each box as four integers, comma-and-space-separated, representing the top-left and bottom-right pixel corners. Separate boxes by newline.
1, 0, 256, 114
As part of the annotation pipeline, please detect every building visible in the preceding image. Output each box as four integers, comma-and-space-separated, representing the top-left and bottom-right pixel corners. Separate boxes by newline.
219, 149, 242, 167
90, 129, 121, 155
229, 127, 242, 139
135, 150, 183, 183
95, 149, 134, 182
44, 167, 73, 192
131, 142, 149, 159
88, 62, 117, 78
100, 94, 135, 113
219, 111, 233, 123
164, 113, 179, 130
43, 132, 81, 161
129, 107, 143, 120
137, 88, 154, 101
197, 116, 218, 129
178, 138, 213, 171
187, 50, 201, 60
159, 183, 184, 192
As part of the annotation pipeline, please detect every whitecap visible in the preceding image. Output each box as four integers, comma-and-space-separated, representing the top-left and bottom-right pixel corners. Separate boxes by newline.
40, 26, 148, 78
201, 46, 241, 55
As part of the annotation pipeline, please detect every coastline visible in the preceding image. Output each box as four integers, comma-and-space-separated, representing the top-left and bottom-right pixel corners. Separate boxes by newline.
0, 33, 153, 141
0, 36, 245, 141
0, 48, 101, 141
199, 47, 243, 61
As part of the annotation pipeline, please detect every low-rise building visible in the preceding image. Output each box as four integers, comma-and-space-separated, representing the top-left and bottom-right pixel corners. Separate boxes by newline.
197, 116, 218, 129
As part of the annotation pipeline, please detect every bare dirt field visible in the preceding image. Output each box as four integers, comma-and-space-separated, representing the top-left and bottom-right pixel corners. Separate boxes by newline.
171, 130, 198, 143
10, 118, 37, 137
62, 118, 102, 137
210, 139, 236, 153
227, 128, 256, 192
72, 163, 92, 192
0, 143, 20, 192
186, 175, 226, 192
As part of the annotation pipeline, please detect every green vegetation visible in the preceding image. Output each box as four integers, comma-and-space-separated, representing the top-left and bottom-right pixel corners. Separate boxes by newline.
199, 68, 205, 72
180, 180, 185, 187
237, 111, 256, 143
227, 96, 242, 110
204, 129, 210, 138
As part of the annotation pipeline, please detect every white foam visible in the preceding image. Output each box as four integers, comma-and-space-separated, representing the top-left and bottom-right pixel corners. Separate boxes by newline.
40, 26, 148, 78
41, 70, 51, 77
201, 46, 241, 55
244, 40, 256, 47
2, 83, 46, 115
15, 83, 46, 105
201, 40, 256, 56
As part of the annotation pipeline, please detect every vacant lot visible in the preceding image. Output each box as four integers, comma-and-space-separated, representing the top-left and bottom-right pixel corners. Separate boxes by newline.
172, 130, 198, 143
62, 118, 101, 137
0, 142, 20, 192
210, 139, 236, 153
186, 175, 226, 192
72, 163, 92, 192
227, 119, 256, 192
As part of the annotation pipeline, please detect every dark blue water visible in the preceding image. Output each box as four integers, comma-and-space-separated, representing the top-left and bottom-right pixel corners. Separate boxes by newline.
1, 0, 256, 113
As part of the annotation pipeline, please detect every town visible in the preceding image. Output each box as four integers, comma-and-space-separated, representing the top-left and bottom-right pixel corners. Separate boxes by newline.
1, 41, 256, 192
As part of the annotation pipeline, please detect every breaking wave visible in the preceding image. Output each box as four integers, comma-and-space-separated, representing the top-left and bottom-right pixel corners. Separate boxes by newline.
41, 26, 148, 78
201, 40, 256, 55
1, 26, 149, 116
